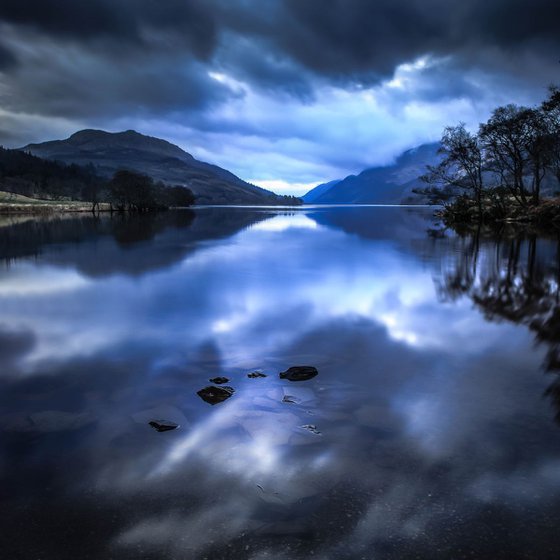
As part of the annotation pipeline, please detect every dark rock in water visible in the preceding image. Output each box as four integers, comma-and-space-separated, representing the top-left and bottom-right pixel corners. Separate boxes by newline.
300, 424, 322, 435
279, 366, 318, 382
149, 420, 179, 432
197, 385, 235, 405
248, 371, 267, 378
209, 376, 229, 384
282, 395, 298, 404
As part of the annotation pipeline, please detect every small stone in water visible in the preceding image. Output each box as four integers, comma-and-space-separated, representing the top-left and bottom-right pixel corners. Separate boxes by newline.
247, 371, 267, 378
279, 366, 318, 382
209, 377, 229, 384
149, 420, 179, 432
197, 386, 235, 405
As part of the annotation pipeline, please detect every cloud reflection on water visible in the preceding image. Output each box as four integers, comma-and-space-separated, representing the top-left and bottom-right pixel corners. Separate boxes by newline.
1, 208, 560, 559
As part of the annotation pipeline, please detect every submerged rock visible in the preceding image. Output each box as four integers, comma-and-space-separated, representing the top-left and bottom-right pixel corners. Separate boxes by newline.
300, 424, 322, 435
131, 405, 188, 429
248, 371, 267, 378
279, 366, 318, 382
209, 376, 230, 384
197, 385, 235, 405
281, 386, 316, 403
148, 420, 179, 432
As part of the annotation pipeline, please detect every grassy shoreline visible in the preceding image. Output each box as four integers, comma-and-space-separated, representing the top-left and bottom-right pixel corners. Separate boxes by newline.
0, 203, 112, 214
0, 191, 111, 214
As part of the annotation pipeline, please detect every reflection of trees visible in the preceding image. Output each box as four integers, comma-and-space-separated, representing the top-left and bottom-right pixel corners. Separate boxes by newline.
110, 212, 194, 245
0, 209, 271, 276
0, 212, 194, 261
436, 231, 560, 420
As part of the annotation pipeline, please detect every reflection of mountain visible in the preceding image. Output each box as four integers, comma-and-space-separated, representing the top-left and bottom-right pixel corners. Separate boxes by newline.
0, 209, 270, 277
435, 232, 560, 419
303, 143, 440, 204
0, 207, 437, 277
22, 129, 286, 205
310, 206, 434, 241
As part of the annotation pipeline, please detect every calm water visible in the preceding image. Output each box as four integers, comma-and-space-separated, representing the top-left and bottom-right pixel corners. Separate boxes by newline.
1, 207, 560, 559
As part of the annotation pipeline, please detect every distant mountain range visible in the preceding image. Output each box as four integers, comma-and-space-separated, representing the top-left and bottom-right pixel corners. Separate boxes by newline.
22, 129, 294, 205
303, 179, 341, 203
19, 129, 439, 206
303, 143, 441, 204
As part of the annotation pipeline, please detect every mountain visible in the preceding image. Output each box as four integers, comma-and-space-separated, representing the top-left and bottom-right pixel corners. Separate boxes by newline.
303, 179, 340, 203
22, 129, 290, 205
304, 143, 441, 204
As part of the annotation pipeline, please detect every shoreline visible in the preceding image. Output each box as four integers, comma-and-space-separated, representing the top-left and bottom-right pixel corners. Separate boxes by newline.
0, 201, 434, 214
437, 197, 560, 236
0, 199, 112, 215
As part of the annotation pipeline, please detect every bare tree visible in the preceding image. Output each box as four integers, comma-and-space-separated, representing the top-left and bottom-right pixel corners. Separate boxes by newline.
523, 107, 551, 205
421, 124, 485, 214
542, 86, 560, 189
479, 104, 532, 206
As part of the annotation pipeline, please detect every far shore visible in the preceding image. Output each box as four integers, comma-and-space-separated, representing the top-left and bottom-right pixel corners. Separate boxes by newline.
0, 200, 434, 214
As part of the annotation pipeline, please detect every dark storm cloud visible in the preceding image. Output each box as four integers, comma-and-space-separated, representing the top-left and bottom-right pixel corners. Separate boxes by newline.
0, 41, 16, 70
0, 43, 237, 119
1, 0, 559, 121
0, 0, 217, 58
216, 33, 315, 101
1, 0, 559, 92
0, 1, 227, 124
215, 0, 560, 88
465, 0, 560, 46
218, 0, 446, 81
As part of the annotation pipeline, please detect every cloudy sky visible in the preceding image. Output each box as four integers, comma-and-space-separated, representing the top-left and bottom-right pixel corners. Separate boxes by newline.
0, 0, 559, 194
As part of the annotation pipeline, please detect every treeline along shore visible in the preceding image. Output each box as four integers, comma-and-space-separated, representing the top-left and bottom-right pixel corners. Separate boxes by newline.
0, 144, 302, 214
0, 148, 195, 214
416, 87, 560, 230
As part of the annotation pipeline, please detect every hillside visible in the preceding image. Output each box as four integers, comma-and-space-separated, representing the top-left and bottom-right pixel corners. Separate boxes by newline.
304, 143, 441, 204
303, 179, 341, 203
0, 146, 102, 201
0, 146, 197, 211
22, 129, 296, 205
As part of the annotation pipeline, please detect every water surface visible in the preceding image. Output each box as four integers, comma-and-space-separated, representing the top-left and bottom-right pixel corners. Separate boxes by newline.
1, 207, 560, 559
